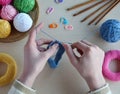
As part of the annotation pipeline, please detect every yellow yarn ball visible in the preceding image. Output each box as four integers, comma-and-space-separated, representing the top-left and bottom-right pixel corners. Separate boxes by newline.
0, 19, 11, 38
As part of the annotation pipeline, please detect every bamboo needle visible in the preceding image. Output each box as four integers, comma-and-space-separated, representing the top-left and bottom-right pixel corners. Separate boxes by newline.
95, 0, 120, 25
73, 0, 107, 16
66, 0, 96, 11
81, 0, 112, 22
88, 0, 118, 25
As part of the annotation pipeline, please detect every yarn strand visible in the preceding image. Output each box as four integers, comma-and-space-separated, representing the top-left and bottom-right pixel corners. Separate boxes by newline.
40, 29, 72, 44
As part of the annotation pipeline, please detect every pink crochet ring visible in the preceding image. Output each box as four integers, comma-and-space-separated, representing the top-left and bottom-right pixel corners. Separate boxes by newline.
102, 50, 120, 81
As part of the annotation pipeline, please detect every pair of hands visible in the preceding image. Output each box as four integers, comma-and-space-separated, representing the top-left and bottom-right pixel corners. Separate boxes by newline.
19, 23, 106, 91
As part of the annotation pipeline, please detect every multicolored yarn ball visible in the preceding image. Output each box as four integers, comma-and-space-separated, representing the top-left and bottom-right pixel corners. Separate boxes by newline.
1, 5, 18, 21
100, 19, 120, 43
0, 0, 12, 5
0, 19, 11, 38
13, 13, 33, 32
14, 0, 35, 13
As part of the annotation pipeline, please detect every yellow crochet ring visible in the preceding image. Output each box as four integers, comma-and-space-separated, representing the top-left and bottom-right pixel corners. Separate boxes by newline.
0, 53, 17, 86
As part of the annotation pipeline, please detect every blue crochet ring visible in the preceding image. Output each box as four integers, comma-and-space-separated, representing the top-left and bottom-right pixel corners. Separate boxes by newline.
47, 40, 65, 68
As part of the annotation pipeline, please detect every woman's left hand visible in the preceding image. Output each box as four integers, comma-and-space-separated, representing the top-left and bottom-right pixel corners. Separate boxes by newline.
19, 23, 58, 87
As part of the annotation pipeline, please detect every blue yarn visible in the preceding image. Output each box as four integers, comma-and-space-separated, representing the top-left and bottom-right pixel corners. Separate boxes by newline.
47, 40, 65, 69
100, 19, 120, 43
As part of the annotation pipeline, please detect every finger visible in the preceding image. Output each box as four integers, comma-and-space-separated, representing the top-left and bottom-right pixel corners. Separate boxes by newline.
63, 43, 78, 68
44, 44, 59, 58
36, 38, 52, 46
72, 41, 89, 52
81, 40, 93, 46
38, 47, 46, 52
28, 23, 44, 44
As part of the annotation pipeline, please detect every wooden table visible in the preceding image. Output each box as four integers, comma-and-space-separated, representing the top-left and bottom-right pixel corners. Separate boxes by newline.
0, 0, 120, 93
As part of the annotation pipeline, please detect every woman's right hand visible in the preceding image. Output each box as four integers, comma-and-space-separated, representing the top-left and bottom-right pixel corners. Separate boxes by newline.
63, 40, 106, 91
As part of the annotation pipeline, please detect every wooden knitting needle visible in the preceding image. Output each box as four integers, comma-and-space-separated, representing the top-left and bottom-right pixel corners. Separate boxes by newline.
88, 0, 118, 25
95, 0, 120, 25
66, 0, 96, 11
81, 0, 112, 22
73, 0, 107, 16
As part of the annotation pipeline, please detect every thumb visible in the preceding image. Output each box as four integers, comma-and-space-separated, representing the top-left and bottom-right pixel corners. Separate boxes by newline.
63, 43, 78, 68
44, 44, 58, 58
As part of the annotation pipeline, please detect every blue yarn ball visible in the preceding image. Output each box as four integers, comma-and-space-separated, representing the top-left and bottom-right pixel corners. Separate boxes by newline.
100, 19, 120, 43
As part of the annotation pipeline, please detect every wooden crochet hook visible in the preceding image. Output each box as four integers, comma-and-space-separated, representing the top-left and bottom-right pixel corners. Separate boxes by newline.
73, 0, 107, 16
88, 0, 119, 25
95, 0, 120, 25
66, 0, 96, 11
81, 0, 112, 22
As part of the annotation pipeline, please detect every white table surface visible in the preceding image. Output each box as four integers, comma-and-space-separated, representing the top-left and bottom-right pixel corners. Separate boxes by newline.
0, 0, 120, 94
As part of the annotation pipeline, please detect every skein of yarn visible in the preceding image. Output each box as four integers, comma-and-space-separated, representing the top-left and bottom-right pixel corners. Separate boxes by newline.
13, 13, 33, 32
100, 19, 120, 43
0, 19, 11, 38
0, 0, 12, 5
1, 5, 18, 21
14, 0, 35, 13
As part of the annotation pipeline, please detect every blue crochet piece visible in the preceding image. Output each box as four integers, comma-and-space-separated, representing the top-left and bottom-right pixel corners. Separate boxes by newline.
47, 40, 65, 68
100, 19, 120, 43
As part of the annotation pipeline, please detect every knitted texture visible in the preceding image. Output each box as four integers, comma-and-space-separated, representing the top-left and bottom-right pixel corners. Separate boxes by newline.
47, 40, 65, 69
100, 19, 120, 43
102, 50, 120, 81
0, 0, 12, 5
13, 13, 33, 32
1, 5, 18, 21
14, 0, 35, 13
0, 19, 11, 38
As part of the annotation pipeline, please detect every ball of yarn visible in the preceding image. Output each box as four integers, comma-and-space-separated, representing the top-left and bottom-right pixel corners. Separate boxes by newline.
1, 5, 18, 21
14, 0, 35, 13
100, 19, 120, 43
0, 19, 11, 38
13, 13, 33, 32
0, 0, 12, 5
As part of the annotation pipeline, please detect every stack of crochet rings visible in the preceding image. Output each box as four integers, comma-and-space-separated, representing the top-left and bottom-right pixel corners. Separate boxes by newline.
0, 53, 17, 86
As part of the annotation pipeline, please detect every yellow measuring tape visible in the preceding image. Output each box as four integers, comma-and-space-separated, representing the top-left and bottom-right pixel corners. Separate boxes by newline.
0, 53, 17, 86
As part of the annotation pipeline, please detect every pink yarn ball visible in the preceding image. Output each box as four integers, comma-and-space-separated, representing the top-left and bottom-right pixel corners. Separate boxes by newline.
1, 5, 18, 21
0, 0, 12, 5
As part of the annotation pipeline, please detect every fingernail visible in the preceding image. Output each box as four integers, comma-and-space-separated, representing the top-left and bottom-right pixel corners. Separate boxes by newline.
53, 44, 59, 48
39, 22, 44, 28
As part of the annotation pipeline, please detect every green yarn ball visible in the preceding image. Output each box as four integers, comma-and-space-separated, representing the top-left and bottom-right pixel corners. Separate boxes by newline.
14, 0, 35, 13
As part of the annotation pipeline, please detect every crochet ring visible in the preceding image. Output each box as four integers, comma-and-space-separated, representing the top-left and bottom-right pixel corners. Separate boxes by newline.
0, 53, 17, 86
47, 40, 65, 68
102, 50, 120, 81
